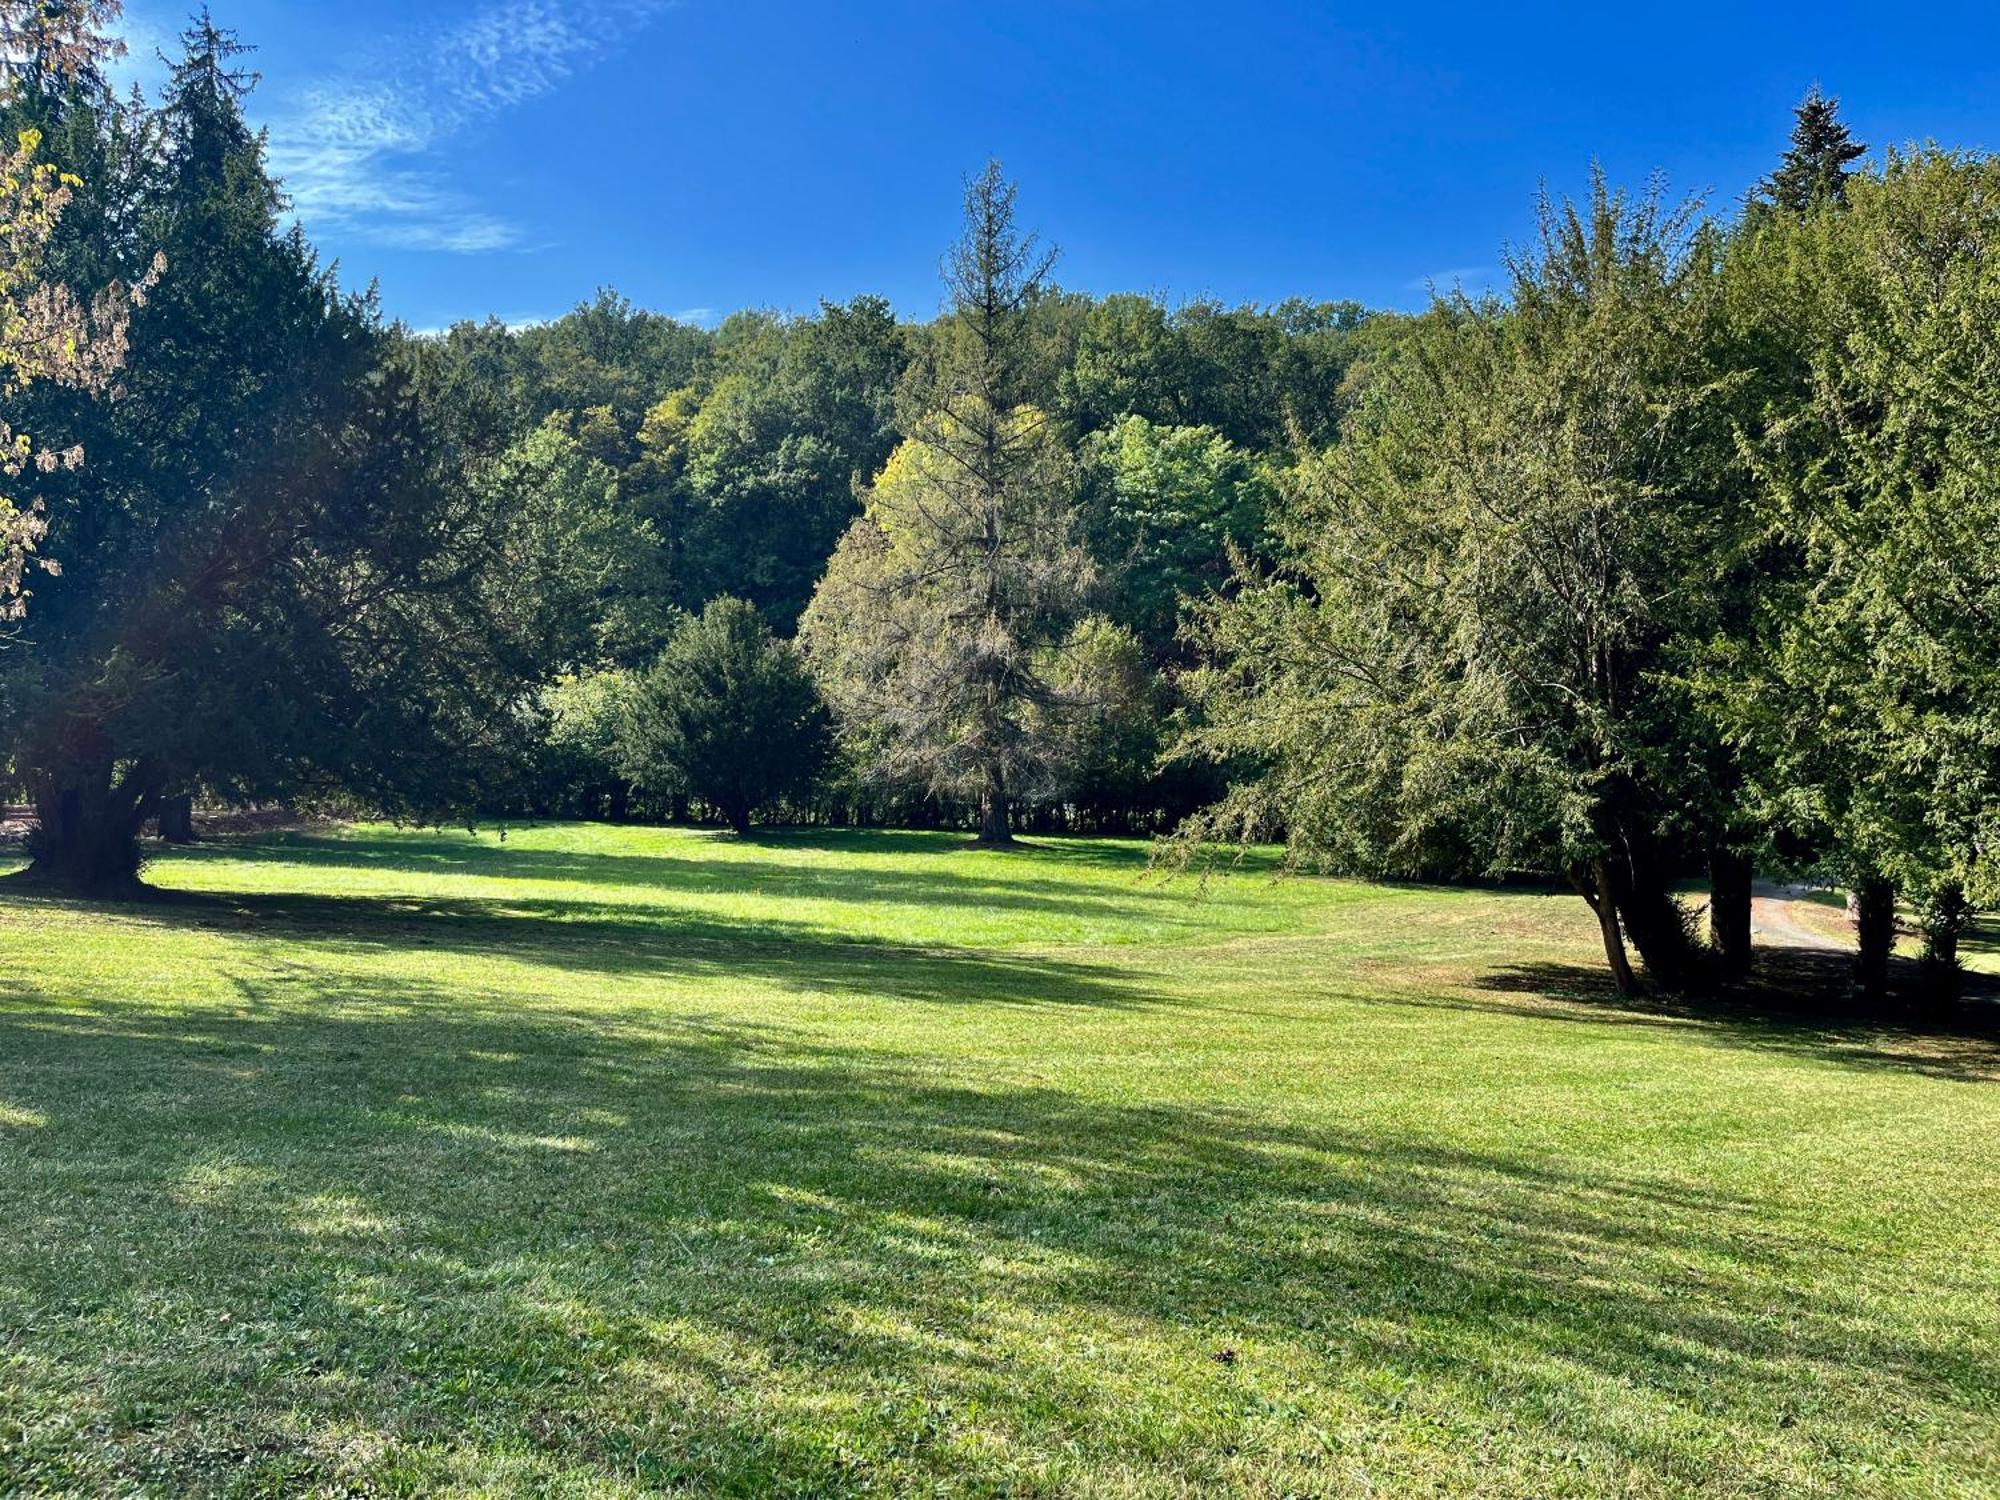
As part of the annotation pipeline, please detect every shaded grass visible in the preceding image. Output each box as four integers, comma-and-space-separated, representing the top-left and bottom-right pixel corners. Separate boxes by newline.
1, 824, 1997, 1496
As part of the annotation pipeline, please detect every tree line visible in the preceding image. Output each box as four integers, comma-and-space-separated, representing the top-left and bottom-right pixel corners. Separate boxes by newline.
0, 4, 1990, 1005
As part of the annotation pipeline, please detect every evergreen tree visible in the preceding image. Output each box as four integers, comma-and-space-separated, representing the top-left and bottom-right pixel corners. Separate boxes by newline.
1757, 86, 1867, 213
1718, 149, 2000, 1003
1179, 177, 1741, 994
622, 597, 829, 835
801, 164, 1106, 846
0, 15, 599, 889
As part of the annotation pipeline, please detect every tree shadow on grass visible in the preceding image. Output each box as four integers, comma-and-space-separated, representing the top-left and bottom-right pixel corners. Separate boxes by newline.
753, 826, 1166, 866
1459, 949, 2000, 1083
0, 989, 1990, 1493
152, 828, 1205, 926
0, 882, 1161, 1010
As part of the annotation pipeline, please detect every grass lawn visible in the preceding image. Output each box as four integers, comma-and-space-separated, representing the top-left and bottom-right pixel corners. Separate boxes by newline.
1, 823, 1996, 1496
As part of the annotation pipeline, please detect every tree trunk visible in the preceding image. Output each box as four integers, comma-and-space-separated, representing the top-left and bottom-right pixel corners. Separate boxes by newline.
1707, 846, 1754, 977
975, 762, 1013, 847
157, 794, 196, 845
1580, 860, 1639, 997
1852, 876, 1896, 1005
725, 799, 752, 837
23, 758, 162, 895
607, 781, 630, 824
1919, 881, 1969, 1005
1605, 838, 1701, 992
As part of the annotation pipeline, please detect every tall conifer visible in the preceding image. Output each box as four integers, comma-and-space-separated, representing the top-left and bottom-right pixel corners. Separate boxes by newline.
1757, 86, 1867, 212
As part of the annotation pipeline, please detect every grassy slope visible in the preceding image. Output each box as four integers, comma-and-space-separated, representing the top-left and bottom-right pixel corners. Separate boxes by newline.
0, 824, 1995, 1497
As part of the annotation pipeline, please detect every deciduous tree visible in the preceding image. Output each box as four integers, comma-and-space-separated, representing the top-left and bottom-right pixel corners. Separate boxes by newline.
0, 16, 616, 890
0, 0, 153, 618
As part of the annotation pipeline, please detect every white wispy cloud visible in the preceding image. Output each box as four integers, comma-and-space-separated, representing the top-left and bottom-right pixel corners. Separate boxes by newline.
267, 0, 673, 254
105, 6, 176, 97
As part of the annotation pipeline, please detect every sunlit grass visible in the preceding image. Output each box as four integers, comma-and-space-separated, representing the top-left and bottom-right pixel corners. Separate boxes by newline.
1, 824, 1996, 1496
1786, 886, 2000, 975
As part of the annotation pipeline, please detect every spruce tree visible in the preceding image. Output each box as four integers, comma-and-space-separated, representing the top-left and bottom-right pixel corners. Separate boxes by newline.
1757, 86, 1867, 213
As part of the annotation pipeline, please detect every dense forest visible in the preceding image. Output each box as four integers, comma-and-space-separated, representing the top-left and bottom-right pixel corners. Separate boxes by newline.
1, 4, 1994, 1004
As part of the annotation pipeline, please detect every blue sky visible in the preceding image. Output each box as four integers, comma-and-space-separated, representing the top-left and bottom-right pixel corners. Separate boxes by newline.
114, 1, 2000, 331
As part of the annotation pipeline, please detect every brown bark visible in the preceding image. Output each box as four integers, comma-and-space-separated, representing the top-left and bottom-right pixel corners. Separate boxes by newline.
1919, 881, 1969, 1005
1575, 861, 1638, 997
23, 757, 162, 894
1605, 835, 1701, 992
157, 794, 196, 845
975, 761, 1013, 847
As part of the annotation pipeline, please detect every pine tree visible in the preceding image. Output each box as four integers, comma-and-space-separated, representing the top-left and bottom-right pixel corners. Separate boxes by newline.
1723, 149, 2000, 1004
1757, 86, 1867, 213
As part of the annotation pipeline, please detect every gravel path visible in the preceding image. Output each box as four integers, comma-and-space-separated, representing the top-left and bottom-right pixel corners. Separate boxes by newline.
1750, 881, 1848, 952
